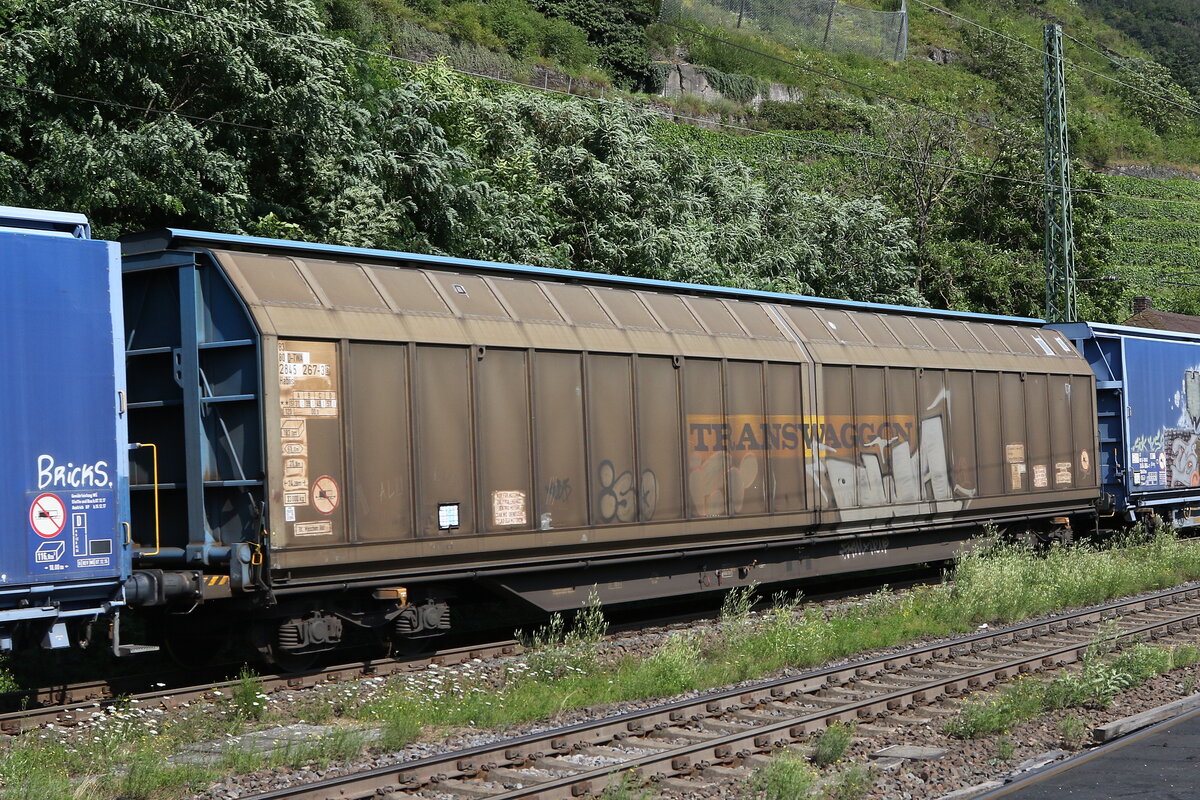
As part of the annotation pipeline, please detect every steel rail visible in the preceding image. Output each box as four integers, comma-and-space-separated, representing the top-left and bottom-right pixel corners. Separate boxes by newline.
0, 573, 932, 732
241, 584, 1200, 800
0, 640, 521, 734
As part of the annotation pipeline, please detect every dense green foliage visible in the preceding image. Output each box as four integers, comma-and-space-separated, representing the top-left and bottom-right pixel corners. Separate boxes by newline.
637, 0, 1197, 319
440, 0, 595, 68
1083, 0, 1200, 97
0, 0, 922, 304
530, 0, 656, 88
0, 0, 1196, 319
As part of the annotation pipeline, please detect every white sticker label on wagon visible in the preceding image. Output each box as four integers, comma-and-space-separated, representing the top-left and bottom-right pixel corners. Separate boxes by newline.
35, 540, 64, 563
1033, 464, 1048, 488
294, 521, 333, 536
492, 490, 527, 527
438, 503, 460, 530
281, 418, 307, 441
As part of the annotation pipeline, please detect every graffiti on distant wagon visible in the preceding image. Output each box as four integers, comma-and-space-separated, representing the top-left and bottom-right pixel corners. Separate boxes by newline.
808, 387, 979, 509
1130, 368, 1200, 489
683, 390, 978, 514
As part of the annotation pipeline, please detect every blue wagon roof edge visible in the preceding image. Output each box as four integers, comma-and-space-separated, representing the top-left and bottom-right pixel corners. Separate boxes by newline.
1051, 320, 1200, 345
121, 227, 1046, 326
0, 205, 91, 238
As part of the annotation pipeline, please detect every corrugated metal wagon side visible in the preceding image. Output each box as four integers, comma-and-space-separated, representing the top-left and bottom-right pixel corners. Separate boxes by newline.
119, 229, 1100, 663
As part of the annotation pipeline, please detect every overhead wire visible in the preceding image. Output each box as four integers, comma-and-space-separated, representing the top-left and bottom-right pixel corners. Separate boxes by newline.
906, 0, 1200, 118
1059, 29, 1126, 69
0, 80, 283, 134
1061, 54, 1200, 117
117, 0, 1003, 136
6, 0, 1200, 213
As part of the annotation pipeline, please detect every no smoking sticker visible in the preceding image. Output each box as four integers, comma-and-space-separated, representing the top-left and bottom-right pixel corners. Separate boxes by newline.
311, 476, 339, 515
29, 493, 66, 538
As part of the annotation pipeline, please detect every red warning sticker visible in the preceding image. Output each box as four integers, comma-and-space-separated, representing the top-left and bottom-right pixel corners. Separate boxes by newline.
29, 493, 66, 538
311, 476, 339, 515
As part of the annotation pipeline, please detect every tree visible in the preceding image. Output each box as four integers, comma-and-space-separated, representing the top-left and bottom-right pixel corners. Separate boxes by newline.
856, 108, 966, 303
1112, 57, 1194, 133
0, 0, 490, 248
529, 0, 654, 89
0, 1, 920, 307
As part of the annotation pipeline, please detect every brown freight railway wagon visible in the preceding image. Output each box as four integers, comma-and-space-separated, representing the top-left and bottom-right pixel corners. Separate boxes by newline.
119, 230, 1099, 661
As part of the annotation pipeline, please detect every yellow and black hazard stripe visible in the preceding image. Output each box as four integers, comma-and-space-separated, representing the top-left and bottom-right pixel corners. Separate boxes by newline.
203, 575, 231, 587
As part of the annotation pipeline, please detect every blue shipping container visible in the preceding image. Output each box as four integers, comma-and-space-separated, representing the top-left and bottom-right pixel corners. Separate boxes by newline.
0, 207, 129, 647
1054, 321, 1200, 525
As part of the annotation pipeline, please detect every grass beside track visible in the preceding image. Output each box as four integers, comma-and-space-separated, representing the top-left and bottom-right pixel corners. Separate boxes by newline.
944, 640, 1200, 739
4, 529, 1200, 799
355, 529, 1200, 744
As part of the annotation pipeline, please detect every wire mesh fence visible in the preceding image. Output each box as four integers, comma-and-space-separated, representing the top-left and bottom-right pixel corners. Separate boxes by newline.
660, 0, 909, 62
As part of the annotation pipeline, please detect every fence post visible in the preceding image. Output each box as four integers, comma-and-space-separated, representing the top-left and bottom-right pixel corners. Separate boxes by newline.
736, 0, 746, 28
893, 0, 908, 61
822, 0, 836, 47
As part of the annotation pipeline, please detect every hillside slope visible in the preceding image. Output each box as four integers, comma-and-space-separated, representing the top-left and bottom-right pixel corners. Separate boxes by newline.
1083, 0, 1200, 96
0, 0, 1197, 320
333, 0, 1200, 317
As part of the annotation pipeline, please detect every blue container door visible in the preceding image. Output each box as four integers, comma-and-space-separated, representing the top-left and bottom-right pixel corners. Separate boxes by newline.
0, 232, 126, 586
1123, 335, 1200, 495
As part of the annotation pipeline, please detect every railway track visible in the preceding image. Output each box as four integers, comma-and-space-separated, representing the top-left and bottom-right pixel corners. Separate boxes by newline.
0, 641, 521, 735
239, 585, 1200, 800
1, 572, 939, 736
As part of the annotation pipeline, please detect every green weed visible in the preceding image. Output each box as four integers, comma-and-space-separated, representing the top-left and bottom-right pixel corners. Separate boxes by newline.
520, 589, 609, 680
231, 665, 268, 721
825, 764, 873, 800
109, 754, 214, 800
721, 583, 759, 624
944, 679, 1045, 738
0, 655, 20, 695
719, 583, 760, 648
1057, 715, 1087, 746
572, 588, 609, 645
219, 748, 269, 774
292, 689, 337, 724
948, 642, 1198, 738
748, 749, 819, 800
599, 770, 651, 799
1045, 643, 1174, 709
619, 632, 704, 698
810, 721, 855, 767
376, 705, 425, 751
277, 728, 366, 769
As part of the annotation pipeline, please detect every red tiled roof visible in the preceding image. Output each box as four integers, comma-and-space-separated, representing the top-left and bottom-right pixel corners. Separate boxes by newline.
1123, 309, 1200, 335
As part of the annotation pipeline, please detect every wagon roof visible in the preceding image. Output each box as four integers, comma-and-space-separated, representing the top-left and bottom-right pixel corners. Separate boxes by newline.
122, 227, 1045, 326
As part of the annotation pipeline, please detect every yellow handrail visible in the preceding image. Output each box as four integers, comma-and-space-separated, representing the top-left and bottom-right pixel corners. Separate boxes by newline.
134, 443, 161, 556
